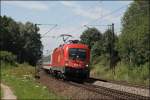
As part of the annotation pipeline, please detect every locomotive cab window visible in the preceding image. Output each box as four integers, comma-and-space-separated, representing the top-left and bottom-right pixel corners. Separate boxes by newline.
69, 48, 86, 61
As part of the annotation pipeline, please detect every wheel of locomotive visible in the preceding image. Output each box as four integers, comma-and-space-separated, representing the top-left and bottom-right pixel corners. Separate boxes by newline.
63, 67, 71, 81
49, 68, 53, 74
53, 70, 57, 77
58, 71, 64, 79
85, 70, 90, 79
62, 74, 70, 81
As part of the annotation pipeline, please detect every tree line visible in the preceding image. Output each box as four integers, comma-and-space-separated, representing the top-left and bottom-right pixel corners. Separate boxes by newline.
80, 0, 149, 68
0, 16, 43, 66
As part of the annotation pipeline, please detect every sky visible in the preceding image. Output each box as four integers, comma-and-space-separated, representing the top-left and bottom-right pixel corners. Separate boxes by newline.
1, 0, 133, 56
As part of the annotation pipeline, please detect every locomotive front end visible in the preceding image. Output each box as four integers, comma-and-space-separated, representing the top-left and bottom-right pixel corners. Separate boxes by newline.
64, 44, 90, 79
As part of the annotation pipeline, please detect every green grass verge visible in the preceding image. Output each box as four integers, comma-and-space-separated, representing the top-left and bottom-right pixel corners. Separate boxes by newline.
1, 62, 65, 99
0, 87, 3, 99
91, 61, 150, 86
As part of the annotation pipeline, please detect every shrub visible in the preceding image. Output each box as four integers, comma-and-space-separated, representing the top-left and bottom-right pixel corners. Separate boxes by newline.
91, 61, 149, 86
0, 51, 17, 65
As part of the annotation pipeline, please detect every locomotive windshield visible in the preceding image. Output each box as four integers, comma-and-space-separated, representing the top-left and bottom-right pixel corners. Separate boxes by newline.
69, 48, 86, 61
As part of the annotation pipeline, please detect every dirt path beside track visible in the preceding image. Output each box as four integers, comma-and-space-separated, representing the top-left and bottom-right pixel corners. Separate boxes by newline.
1, 83, 17, 100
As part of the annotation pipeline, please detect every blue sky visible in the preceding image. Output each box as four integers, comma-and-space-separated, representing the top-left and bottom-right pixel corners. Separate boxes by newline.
1, 1, 133, 56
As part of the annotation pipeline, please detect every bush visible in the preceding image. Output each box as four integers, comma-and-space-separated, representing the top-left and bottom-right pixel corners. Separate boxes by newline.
0, 51, 17, 65
114, 62, 149, 85
91, 61, 149, 86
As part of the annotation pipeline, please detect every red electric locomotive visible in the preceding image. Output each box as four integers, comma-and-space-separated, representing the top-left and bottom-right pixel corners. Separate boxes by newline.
43, 34, 90, 80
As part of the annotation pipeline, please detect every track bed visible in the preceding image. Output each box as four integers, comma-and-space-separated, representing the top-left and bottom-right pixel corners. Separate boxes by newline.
36, 70, 149, 100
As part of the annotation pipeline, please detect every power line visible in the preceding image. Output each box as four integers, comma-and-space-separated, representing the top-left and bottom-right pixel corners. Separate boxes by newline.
86, 24, 110, 27
98, 3, 149, 24
66, 4, 130, 35
67, 3, 149, 35
36, 24, 57, 25
66, 26, 84, 34
86, 4, 130, 26
41, 24, 57, 37
41, 36, 56, 38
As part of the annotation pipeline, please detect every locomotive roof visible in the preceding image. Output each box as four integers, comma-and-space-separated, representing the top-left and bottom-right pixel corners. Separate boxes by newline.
62, 43, 88, 49
52, 43, 89, 53
55, 43, 88, 49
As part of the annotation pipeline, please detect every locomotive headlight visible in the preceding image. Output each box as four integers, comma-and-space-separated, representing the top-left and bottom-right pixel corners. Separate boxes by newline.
86, 64, 89, 67
65, 63, 69, 66
65, 61, 69, 66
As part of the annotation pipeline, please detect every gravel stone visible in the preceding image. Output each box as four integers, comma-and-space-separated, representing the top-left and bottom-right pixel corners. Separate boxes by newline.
37, 71, 113, 99
93, 81, 150, 97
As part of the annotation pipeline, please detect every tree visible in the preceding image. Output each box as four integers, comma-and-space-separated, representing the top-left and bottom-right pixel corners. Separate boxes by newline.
103, 29, 120, 69
80, 27, 102, 49
20, 22, 43, 65
117, 1, 149, 65
90, 40, 105, 64
0, 15, 43, 66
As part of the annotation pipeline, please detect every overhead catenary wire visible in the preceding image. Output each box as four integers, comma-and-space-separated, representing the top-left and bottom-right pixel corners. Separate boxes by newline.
45, 2, 134, 38
42, 3, 130, 37
86, 24, 110, 27
86, 4, 130, 26
41, 2, 132, 55
66, 4, 131, 35
85, 3, 149, 28
41, 24, 57, 37
41, 3, 133, 42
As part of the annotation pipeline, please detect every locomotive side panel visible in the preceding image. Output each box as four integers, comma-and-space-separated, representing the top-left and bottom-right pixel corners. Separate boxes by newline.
51, 47, 65, 68
59, 48, 65, 67
51, 48, 57, 66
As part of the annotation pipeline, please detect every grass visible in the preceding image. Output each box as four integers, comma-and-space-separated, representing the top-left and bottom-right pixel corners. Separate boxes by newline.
91, 61, 150, 86
0, 88, 3, 98
1, 62, 65, 99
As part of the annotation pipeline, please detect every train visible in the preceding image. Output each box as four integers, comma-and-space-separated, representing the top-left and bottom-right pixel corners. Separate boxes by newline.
42, 35, 90, 81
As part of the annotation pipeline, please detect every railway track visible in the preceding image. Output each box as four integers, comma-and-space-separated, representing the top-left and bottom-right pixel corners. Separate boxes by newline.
36, 69, 150, 100
67, 81, 149, 100
88, 77, 149, 89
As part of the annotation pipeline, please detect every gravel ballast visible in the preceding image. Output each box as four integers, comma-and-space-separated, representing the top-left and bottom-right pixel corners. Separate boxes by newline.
93, 81, 150, 97
37, 71, 113, 99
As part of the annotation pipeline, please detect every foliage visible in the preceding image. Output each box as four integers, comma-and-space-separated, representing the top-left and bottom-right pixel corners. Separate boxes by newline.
89, 29, 120, 68
80, 27, 102, 49
80, 27, 104, 66
0, 51, 17, 65
80, 1, 149, 85
1, 62, 64, 99
0, 15, 43, 65
117, 1, 150, 65
90, 40, 104, 63
91, 61, 149, 86
103, 29, 120, 68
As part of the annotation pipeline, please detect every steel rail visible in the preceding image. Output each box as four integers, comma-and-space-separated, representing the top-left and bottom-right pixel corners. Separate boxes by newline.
67, 81, 149, 100
36, 68, 150, 100
88, 77, 150, 90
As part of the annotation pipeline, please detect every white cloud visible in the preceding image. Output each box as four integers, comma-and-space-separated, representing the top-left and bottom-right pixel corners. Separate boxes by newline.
60, 1, 130, 36
2, 1, 48, 11
60, 1, 99, 20
60, 1, 123, 23
60, 1, 76, 7
117, 1, 133, 5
